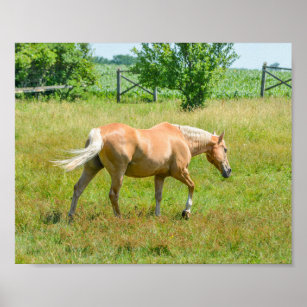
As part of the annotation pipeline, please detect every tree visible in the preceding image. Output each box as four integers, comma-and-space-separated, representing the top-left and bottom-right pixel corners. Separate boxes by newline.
15, 43, 57, 87
270, 62, 280, 67
110, 54, 137, 65
91, 56, 111, 64
131, 43, 238, 110
15, 43, 98, 100
91, 54, 137, 65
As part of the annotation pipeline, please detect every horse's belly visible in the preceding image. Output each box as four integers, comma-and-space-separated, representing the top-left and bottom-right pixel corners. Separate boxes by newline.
125, 160, 169, 178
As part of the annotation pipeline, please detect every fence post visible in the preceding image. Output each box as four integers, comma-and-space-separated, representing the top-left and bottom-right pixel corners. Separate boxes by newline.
260, 62, 267, 97
153, 87, 157, 102
117, 68, 121, 103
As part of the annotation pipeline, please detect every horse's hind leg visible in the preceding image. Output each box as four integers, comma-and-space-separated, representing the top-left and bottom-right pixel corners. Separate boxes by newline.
109, 173, 124, 217
68, 161, 101, 218
172, 168, 195, 219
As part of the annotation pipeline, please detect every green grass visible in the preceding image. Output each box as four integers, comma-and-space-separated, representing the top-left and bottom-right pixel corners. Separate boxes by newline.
15, 97, 291, 263
93, 65, 292, 100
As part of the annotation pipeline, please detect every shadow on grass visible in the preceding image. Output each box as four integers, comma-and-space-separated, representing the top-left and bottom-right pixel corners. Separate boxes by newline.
116, 242, 172, 260
149, 244, 172, 256
41, 209, 62, 225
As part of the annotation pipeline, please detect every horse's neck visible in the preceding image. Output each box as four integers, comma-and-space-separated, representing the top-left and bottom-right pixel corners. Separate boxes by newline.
172, 124, 212, 157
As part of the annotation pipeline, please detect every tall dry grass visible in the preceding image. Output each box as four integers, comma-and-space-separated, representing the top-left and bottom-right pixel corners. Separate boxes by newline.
15, 97, 291, 263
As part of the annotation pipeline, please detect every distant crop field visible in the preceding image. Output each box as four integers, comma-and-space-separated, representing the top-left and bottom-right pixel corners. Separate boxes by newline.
15, 97, 291, 263
92, 64, 292, 100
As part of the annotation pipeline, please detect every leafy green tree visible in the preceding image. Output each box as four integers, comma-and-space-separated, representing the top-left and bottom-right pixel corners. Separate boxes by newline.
91, 56, 111, 64
111, 54, 137, 65
15, 43, 57, 87
91, 54, 137, 65
15, 43, 98, 100
270, 62, 280, 68
131, 43, 238, 110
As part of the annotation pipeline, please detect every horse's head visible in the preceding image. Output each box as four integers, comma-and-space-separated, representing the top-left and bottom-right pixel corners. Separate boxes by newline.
206, 131, 231, 178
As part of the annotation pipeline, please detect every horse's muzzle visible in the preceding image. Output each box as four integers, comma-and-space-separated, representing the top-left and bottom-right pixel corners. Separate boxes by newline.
222, 167, 232, 178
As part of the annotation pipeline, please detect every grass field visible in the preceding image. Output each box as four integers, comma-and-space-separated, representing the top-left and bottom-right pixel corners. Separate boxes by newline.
15, 97, 292, 263
93, 65, 292, 100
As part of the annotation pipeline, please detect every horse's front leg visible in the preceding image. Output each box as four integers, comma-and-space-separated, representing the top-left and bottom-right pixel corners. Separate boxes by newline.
172, 168, 195, 220
183, 184, 194, 219
154, 175, 165, 216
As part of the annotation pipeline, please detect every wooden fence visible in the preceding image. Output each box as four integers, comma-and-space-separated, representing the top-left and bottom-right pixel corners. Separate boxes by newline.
17, 65, 291, 99
117, 68, 157, 102
260, 62, 292, 97
15, 85, 73, 94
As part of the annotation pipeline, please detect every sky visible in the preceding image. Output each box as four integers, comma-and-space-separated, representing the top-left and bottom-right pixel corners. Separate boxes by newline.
91, 43, 292, 69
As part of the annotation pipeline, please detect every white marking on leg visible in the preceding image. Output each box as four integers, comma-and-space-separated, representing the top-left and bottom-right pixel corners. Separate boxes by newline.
185, 193, 192, 212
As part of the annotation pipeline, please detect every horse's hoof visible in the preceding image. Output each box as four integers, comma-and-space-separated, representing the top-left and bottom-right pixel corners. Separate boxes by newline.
182, 210, 190, 220
68, 214, 74, 224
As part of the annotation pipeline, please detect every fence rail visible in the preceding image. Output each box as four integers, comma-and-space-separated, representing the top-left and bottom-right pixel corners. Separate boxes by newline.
265, 66, 292, 71
260, 62, 292, 97
15, 85, 73, 94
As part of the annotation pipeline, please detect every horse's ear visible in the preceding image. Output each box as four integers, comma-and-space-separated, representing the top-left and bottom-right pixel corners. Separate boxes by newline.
212, 130, 216, 135
218, 131, 225, 144
210, 135, 218, 144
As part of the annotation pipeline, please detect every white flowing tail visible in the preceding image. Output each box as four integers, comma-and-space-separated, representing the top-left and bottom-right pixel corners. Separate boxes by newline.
52, 128, 103, 172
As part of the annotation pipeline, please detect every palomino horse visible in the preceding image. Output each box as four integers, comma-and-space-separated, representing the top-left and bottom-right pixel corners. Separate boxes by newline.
53, 122, 231, 219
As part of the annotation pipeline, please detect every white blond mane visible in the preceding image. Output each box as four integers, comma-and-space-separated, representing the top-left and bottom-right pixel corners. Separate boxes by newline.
172, 124, 212, 155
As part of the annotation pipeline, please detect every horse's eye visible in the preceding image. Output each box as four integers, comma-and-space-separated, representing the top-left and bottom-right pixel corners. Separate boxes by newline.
224, 148, 227, 153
